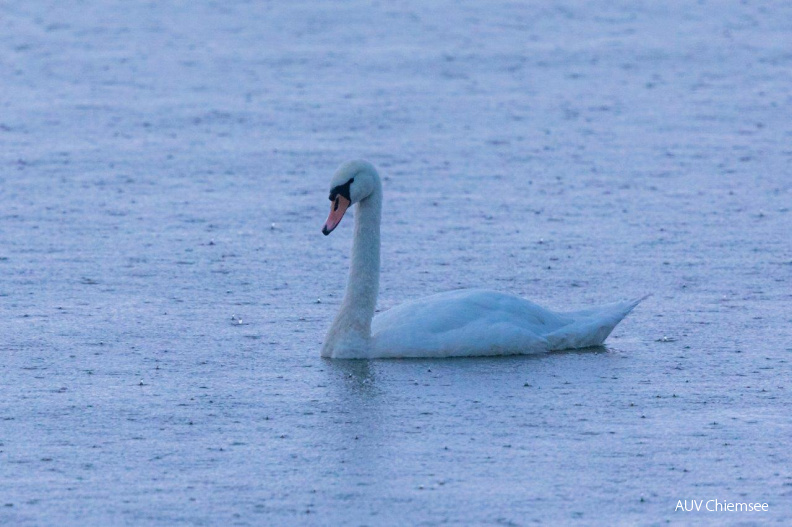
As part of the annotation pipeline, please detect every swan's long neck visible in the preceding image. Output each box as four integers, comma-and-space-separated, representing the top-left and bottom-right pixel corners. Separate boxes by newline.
322, 180, 382, 357
345, 188, 381, 329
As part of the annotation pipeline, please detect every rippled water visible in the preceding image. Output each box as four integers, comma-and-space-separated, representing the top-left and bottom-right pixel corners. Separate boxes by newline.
1, 1, 790, 524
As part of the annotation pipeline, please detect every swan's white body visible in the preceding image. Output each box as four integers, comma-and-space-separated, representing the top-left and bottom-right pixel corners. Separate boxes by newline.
321, 161, 642, 359
370, 289, 642, 359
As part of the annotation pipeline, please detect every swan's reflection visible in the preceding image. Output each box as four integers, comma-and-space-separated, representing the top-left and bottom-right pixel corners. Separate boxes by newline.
325, 358, 377, 396
318, 359, 387, 491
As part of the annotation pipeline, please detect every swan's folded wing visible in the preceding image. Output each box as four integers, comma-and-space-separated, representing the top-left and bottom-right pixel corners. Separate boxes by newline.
371, 289, 557, 358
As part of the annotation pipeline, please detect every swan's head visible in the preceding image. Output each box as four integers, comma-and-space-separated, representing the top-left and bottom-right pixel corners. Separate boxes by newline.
322, 160, 379, 235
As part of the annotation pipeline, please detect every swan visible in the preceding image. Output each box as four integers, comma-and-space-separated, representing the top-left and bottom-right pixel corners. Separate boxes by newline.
321, 160, 643, 359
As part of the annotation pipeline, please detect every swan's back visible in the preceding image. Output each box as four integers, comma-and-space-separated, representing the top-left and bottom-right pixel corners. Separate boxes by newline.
368, 289, 642, 359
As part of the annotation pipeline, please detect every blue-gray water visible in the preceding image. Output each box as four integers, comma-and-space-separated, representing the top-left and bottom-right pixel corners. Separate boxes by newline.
1, 1, 790, 524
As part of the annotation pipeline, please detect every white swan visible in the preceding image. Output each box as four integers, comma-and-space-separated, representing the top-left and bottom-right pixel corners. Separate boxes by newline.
321, 160, 643, 359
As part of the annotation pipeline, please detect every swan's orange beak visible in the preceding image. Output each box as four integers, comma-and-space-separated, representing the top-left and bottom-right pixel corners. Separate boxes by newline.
322, 195, 350, 235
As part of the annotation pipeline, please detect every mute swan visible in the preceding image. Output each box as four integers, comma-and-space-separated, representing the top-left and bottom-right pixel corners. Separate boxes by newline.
321, 160, 643, 359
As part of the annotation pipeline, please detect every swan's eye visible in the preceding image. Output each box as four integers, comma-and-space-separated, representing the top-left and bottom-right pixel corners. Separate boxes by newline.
334, 197, 340, 211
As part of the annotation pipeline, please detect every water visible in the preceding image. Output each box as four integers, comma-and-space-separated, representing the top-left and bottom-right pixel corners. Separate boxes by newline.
1, 1, 790, 524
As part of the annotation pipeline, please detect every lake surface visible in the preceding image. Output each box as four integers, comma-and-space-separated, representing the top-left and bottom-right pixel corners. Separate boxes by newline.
1, 1, 790, 524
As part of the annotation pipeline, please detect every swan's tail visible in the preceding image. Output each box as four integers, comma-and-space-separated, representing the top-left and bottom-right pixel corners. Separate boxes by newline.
545, 295, 649, 351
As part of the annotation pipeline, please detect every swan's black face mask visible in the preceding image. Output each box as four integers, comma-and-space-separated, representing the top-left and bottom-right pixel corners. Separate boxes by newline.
323, 178, 354, 235
328, 177, 353, 203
